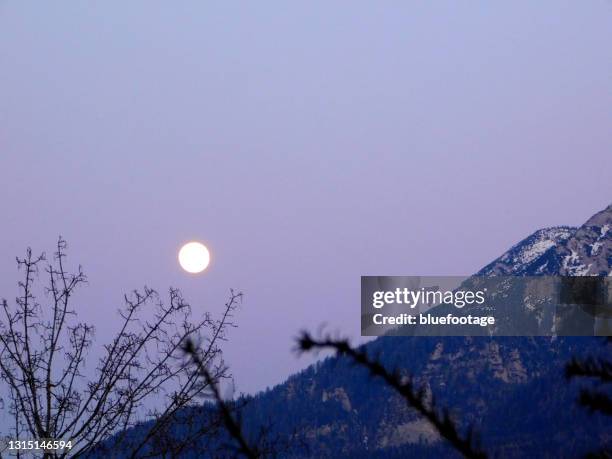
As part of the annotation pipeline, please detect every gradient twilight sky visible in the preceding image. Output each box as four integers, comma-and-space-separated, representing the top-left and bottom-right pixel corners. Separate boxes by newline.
1, 1, 611, 394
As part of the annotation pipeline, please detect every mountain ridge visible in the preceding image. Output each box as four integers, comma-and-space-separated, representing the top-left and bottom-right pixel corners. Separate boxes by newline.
234, 204, 612, 458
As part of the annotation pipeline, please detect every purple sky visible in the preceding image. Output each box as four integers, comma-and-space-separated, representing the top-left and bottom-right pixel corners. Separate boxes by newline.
1, 1, 611, 394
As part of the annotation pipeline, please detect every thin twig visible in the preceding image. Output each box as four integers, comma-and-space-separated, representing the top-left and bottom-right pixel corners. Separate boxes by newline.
296, 332, 488, 459
182, 339, 259, 459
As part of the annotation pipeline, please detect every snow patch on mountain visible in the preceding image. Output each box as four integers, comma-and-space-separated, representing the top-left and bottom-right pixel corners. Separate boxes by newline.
559, 204, 612, 276
478, 226, 575, 276
479, 204, 611, 277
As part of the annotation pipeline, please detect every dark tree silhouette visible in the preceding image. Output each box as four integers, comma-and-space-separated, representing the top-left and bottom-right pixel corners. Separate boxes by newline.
566, 338, 612, 458
0, 238, 240, 458
297, 331, 488, 459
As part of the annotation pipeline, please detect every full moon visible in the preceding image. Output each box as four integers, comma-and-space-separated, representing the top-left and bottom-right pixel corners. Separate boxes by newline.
178, 242, 210, 273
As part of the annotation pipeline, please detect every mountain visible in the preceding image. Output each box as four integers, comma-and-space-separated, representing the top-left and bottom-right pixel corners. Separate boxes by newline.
417, 205, 612, 337
103, 204, 612, 458
557, 204, 612, 276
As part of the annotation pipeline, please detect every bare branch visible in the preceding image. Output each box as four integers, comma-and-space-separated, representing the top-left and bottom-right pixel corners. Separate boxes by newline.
182, 338, 259, 459
296, 331, 488, 459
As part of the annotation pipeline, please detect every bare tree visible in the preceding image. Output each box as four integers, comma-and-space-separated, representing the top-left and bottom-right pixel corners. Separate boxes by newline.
297, 331, 488, 459
0, 238, 241, 458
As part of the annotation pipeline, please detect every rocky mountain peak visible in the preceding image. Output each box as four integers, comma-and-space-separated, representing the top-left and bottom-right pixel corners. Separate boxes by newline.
559, 203, 611, 276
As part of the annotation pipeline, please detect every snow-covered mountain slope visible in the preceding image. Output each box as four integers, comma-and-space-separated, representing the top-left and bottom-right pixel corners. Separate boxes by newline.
477, 226, 576, 275
559, 204, 612, 276
478, 203, 611, 277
